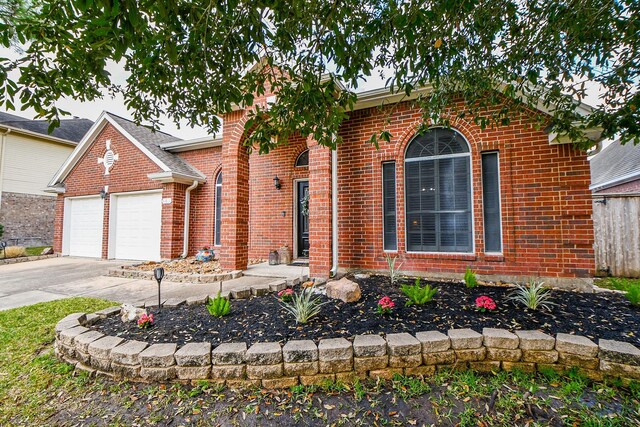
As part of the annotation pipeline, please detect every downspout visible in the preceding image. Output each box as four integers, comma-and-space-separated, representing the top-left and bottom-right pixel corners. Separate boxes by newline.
181, 180, 199, 258
0, 128, 10, 205
330, 140, 339, 277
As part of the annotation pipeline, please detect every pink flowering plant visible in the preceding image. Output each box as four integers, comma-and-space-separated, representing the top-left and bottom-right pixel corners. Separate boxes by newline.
377, 296, 395, 315
277, 288, 294, 303
475, 296, 497, 312
137, 313, 154, 328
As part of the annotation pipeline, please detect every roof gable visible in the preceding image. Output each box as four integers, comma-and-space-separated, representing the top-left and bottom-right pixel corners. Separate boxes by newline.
590, 140, 640, 191
0, 112, 93, 143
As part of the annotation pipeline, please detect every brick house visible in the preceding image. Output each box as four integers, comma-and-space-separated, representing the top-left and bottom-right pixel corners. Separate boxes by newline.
0, 111, 93, 246
49, 85, 599, 286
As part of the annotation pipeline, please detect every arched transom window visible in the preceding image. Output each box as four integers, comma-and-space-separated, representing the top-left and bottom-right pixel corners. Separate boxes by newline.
295, 149, 309, 167
405, 128, 472, 253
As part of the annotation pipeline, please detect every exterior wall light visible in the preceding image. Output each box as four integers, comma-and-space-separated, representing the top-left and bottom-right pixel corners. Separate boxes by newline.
274, 176, 281, 190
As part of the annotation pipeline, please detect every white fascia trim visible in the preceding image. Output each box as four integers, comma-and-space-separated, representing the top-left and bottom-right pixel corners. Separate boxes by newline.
160, 137, 222, 152
44, 186, 65, 194
0, 124, 78, 146
49, 112, 172, 186
148, 171, 206, 184
589, 171, 640, 191
351, 85, 434, 111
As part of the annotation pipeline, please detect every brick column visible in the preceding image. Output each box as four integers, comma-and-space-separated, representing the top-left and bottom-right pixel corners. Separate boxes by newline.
220, 112, 250, 271
53, 195, 65, 254
160, 183, 186, 259
307, 137, 333, 279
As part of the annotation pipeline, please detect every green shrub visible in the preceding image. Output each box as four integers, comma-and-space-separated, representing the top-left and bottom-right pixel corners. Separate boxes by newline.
206, 292, 230, 317
280, 286, 327, 324
401, 278, 438, 306
508, 280, 556, 311
464, 267, 477, 288
626, 283, 640, 306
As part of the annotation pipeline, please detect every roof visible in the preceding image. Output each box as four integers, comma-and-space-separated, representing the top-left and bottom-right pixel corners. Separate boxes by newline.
590, 140, 640, 191
0, 111, 93, 143
48, 111, 206, 189
106, 113, 204, 179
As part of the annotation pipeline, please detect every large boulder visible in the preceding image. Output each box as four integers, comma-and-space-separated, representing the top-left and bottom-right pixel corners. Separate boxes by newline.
326, 278, 361, 303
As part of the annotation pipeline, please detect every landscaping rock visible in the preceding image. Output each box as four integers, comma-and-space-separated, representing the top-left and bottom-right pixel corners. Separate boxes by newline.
139, 367, 176, 381
598, 339, 640, 366
59, 326, 89, 346
176, 366, 211, 380
389, 354, 422, 368
469, 361, 501, 373
210, 365, 246, 379
283, 340, 318, 363
386, 333, 421, 356
212, 343, 247, 365
326, 277, 361, 303
246, 364, 283, 379
299, 373, 335, 386
353, 334, 387, 357
354, 356, 388, 372
41, 247, 54, 255
319, 358, 353, 373
73, 330, 105, 353
83, 313, 101, 326
175, 342, 211, 366
284, 361, 319, 376
120, 304, 146, 323
139, 343, 177, 367
404, 365, 437, 376
186, 295, 209, 305
163, 298, 186, 308
483, 328, 519, 349
263, 377, 299, 389
110, 340, 148, 365
231, 288, 251, 299
448, 329, 483, 349
558, 352, 599, 369
111, 363, 141, 378
486, 348, 522, 362
415, 331, 451, 353
599, 360, 640, 380
522, 350, 559, 363
454, 347, 487, 362
94, 306, 121, 318
87, 336, 125, 360
250, 286, 269, 296
515, 330, 555, 351
246, 342, 282, 365
318, 338, 352, 361
423, 350, 455, 365
555, 333, 598, 357
502, 362, 536, 373
268, 280, 287, 292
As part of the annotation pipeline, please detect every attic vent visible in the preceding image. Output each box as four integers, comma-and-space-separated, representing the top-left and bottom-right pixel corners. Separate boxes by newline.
98, 139, 119, 175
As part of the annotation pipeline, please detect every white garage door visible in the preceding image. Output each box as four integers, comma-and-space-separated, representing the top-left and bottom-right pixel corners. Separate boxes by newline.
111, 192, 162, 261
65, 196, 104, 258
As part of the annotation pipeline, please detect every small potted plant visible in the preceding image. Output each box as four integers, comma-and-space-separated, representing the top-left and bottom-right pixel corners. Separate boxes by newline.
196, 245, 215, 262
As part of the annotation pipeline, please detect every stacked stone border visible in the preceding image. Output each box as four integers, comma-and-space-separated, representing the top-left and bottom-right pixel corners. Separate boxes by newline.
0, 253, 58, 265
54, 308, 640, 388
108, 266, 243, 283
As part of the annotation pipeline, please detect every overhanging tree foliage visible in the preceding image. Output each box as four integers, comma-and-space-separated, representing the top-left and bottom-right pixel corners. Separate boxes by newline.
0, 0, 638, 152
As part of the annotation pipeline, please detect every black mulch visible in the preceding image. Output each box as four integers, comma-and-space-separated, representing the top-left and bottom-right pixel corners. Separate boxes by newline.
94, 275, 640, 347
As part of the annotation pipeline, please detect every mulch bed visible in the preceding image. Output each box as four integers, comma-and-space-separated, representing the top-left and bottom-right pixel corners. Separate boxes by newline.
124, 257, 266, 275
94, 275, 640, 347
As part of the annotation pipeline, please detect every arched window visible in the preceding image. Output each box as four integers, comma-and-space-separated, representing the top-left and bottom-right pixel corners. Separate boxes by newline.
214, 172, 222, 246
295, 149, 309, 167
405, 128, 472, 252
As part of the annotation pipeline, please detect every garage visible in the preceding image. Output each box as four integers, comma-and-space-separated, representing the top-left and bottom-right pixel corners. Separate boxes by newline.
64, 196, 104, 258
109, 191, 162, 261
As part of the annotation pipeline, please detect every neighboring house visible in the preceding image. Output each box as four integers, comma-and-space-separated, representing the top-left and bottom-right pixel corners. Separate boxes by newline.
590, 140, 640, 277
49, 82, 600, 286
0, 111, 93, 246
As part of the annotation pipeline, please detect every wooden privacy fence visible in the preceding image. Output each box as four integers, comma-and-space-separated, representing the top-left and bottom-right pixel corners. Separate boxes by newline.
592, 194, 640, 278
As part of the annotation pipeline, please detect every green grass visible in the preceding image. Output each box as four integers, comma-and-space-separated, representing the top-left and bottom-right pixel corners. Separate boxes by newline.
25, 246, 49, 256
596, 277, 640, 292
0, 297, 116, 425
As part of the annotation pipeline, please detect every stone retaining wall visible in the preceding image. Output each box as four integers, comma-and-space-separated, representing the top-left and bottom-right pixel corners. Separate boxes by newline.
0, 253, 58, 265
108, 267, 243, 283
54, 310, 640, 388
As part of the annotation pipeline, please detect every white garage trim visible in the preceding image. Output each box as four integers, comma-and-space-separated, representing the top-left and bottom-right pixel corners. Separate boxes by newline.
62, 195, 105, 258
108, 190, 163, 261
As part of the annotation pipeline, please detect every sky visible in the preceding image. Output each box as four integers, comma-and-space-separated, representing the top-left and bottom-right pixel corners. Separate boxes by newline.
1, 46, 607, 142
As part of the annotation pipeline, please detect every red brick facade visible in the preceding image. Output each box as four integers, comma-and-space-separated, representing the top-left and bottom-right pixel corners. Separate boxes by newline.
53, 96, 595, 283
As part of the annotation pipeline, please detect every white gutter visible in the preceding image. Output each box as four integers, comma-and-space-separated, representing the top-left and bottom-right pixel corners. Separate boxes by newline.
330, 139, 339, 277
0, 129, 10, 204
182, 180, 200, 258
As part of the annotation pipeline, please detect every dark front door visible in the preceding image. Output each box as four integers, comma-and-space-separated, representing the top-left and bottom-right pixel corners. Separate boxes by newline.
297, 180, 310, 258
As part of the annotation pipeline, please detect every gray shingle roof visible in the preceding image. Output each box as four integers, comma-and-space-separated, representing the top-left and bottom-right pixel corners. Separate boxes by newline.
0, 112, 93, 143
106, 113, 205, 179
590, 140, 640, 190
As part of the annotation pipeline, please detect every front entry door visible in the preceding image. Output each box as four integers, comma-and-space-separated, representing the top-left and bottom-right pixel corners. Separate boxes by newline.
297, 180, 310, 258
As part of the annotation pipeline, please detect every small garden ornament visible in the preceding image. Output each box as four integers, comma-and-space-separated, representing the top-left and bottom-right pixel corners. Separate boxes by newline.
196, 245, 215, 262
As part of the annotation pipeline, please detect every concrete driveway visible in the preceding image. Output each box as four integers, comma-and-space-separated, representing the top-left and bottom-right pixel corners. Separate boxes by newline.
0, 257, 305, 311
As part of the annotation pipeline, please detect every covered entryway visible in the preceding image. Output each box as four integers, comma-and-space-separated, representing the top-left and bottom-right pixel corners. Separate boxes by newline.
63, 196, 104, 258
109, 191, 162, 261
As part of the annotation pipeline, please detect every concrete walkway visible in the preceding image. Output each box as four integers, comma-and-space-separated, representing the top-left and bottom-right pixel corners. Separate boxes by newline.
0, 258, 309, 311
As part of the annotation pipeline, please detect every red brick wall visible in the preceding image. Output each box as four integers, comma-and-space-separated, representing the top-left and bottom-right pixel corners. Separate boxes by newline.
177, 147, 223, 255
336, 101, 595, 278
247, 134, 309, 259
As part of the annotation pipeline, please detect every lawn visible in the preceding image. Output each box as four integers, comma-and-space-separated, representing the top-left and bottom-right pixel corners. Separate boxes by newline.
2, 298, 640, 426
596, 277, 640, 292
25, 246, 49, 256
